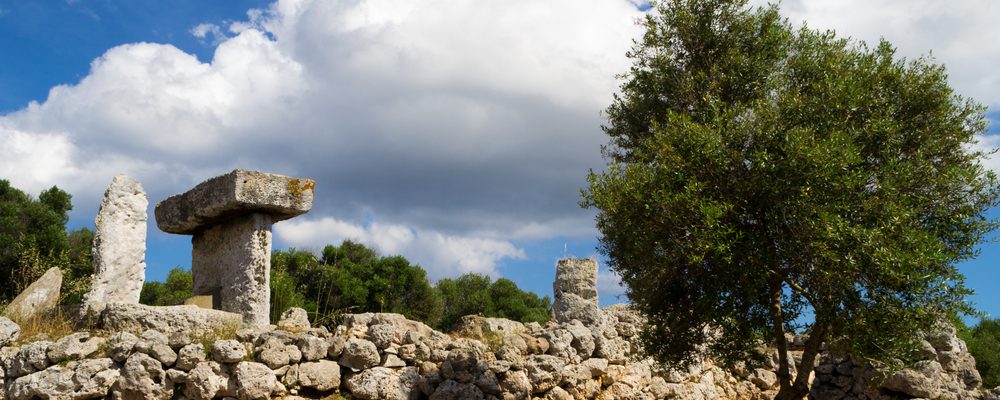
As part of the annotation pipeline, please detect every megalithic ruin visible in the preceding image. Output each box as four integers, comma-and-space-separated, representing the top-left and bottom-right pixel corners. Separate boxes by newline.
155, 169, 315, 326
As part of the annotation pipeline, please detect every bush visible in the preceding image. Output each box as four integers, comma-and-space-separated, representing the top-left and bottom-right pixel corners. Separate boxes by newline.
960, 318, 1000, 388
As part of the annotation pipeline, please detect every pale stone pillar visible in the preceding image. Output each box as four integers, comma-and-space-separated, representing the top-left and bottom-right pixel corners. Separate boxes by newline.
192, 213, 273, 326
85, 174, 148, 307
553, 258, 601, 325
155, 169, 314, 326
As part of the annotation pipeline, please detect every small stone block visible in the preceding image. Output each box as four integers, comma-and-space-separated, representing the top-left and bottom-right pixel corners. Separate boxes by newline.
184, 295, 215, 309
155, 169, 315, 234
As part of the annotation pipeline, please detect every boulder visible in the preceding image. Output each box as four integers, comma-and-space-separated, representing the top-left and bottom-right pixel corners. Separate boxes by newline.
212, 339, 247, 363
345, 366, 421, 400
0, 316, 20, 347
296, 360, 341, 391
233, 361, 278, 400
118, 352, 172, 399
4, 267, 62, 319
277, 307, 311, 332
340, 338, 381, 371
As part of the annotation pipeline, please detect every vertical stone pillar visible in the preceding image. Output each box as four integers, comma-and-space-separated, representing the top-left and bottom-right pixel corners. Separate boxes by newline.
192, 213, 273, 327
155, 169, 314, 326
85, 174, 148, 307
553, 258, 601, 325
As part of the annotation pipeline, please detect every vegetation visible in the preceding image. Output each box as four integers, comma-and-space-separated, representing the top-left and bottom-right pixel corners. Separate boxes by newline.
0, 180, 92, 305
139, 267, 194, 306
959, 318, 1000, 388
269, 240, 551, 331
582, 0, 998, 398
135, 241, 550, 331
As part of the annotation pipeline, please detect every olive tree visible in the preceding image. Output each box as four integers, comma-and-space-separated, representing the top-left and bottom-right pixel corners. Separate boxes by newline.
582, 1, 998, 398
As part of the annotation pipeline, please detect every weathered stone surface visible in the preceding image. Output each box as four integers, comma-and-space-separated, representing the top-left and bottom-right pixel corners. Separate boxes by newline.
108, 332, 139, 363
345, 366, 420, 400
47, 332, 105, 362
192, 213, 273, 326
185, 361, 229, 400
4, 267, 62, 319
297, 360, 340, 391
155, 169, 314, 234
233, 361, 278, 400
98, 303, 242, 336
431, 379, 485, 400
525, 355, 564, 393
212, 339, 247, 363
119, 352, 172, 399
184, 295, 215, 309
278, 307, 310, 332
8, 358, 119, 400
0, 316, 20, 347
177, 343, 207, 371
256, 337, 301, 369
85, 174, 147, 306
340, 338, 381, 371
297, 335, 328, 361
552, 258, 601, 325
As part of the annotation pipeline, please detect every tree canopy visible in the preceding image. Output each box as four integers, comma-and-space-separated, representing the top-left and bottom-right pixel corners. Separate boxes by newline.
583, 0, 998, 398
0, 180, 92, 305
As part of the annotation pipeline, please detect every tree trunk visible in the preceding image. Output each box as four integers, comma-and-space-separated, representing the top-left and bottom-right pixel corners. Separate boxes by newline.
767, 274, 792, 393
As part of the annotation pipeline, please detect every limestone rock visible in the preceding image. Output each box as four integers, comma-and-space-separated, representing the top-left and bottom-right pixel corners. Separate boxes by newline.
525, 355, 564, 393
98, 303, 242, 337
552, 258, 602, 325
345, 366, 420, 400
177, 343, 207, 371
296, 335, 328, 361
431, 379, 485, 400
0, 316, 20, 347
340, 338, 381, 371
155, 169, 314, 234
85, 174, 148, 306
278, 307, 311, 332
233, 361, 278, 400
119, 352, 172, 399
297, 360, 340, 392
4, 267, 62, 319
47, 332, 106, 362
7, 359, 117, 400
108, 332, 140, 363
256, 337, 301, 369
185, 361, 230, 400
212, 339, 247, 363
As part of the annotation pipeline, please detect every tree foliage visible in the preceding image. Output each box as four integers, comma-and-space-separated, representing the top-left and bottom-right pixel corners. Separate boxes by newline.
959, 318, 1000, 388
583, 0, 998, 398
270, 241, 550, 331
436, 273, 551, 331
0, 180, 92, 305
139, 267, 194, 306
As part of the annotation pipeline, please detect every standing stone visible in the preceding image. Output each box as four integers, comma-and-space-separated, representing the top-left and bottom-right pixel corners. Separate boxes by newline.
552, 258, 601, 325
85, 174, 148, 306
155, 169, 314, 326
4, 267, 62, 319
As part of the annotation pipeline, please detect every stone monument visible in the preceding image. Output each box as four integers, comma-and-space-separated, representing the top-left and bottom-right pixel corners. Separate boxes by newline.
155, 169, 315, 326
84, 174, 148, 307
552, 258, 602, 325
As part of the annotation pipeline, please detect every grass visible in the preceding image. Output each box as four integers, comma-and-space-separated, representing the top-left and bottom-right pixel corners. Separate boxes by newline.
190, 320, 243, 356
4, 307, 78, 345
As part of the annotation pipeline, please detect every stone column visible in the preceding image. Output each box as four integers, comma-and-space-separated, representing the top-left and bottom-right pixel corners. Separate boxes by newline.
155, 169, 314, 326
85, 174, 148, 307
552, 258, 601, 325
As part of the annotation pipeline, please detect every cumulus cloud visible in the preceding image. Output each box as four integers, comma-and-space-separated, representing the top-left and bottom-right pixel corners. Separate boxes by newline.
2, 0, 997, 279
191, 23, 228, 45
273, 215, 525, 280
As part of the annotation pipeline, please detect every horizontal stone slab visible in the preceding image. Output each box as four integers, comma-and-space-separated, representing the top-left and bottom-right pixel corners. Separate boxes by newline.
155, 169, 314, 234
96, 303, 243, 336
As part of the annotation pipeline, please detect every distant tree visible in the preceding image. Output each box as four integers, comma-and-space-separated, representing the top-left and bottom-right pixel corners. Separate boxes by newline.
436, 273, 551, 331
583, 0, 998, 398
960, 318, 1000, 388
271, 241, 443, 327
139, 267, 193, 306
0, 180, 92, 305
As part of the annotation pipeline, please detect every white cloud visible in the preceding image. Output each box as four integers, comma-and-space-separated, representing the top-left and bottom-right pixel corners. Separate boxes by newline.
273, 215, 526, 280
749, 0, 1000, 110
191, 23, 228, 45
597, 264, 628, 304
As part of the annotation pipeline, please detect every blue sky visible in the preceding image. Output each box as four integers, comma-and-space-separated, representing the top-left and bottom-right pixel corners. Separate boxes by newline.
1, 0, 998, 317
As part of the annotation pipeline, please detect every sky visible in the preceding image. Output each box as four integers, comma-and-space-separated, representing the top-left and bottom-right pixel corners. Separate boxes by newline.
1, 0, 998, 317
